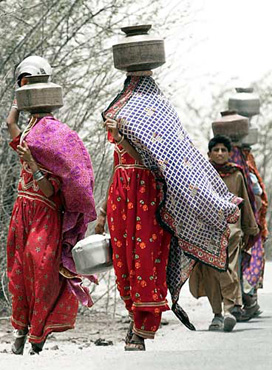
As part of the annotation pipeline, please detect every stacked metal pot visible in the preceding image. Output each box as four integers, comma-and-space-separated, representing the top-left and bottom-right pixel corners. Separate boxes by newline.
112, 24, 165, 71
212, 87, 260, 147
228, 87, 260, 146
16, 74, 63, 114
212, 110, 249, 143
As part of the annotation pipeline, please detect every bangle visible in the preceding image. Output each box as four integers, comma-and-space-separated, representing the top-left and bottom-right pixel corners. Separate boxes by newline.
99, 207, 107, 216
115, 135, 124, 145
33, 170, 45, 182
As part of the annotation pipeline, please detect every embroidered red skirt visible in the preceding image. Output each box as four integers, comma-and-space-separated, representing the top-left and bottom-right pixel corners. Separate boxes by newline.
7, 176, 78, 343
107, 152, 171, 339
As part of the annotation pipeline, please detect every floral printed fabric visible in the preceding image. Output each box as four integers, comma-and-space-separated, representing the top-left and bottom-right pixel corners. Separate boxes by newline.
107, 143, 171, 338
22, 117, 97, 306
7, 142, 78, 343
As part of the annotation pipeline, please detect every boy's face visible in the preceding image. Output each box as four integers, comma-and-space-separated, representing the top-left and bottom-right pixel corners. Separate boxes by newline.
208, 143, 229, 165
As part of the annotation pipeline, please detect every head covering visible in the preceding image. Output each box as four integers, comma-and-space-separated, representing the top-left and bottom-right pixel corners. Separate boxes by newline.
15, 55, 52, 86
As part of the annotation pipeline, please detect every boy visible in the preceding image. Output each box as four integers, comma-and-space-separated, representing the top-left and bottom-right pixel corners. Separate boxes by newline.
189, 135, 259, 332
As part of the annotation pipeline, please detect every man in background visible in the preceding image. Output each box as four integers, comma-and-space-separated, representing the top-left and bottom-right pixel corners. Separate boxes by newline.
189, 135, 259, 332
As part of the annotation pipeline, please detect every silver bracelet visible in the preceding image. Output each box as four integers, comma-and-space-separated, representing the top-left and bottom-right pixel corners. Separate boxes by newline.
36, 175, 45, 182
33, 170, 45, 182
99, 207, 107, 216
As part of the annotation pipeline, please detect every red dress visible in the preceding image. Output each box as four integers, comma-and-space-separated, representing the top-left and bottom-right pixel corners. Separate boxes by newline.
107, 137, 171, 339
7, 136, 78, 343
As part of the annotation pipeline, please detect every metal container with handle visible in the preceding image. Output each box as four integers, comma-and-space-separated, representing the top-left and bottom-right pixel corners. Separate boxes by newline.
72, 234, 112, 275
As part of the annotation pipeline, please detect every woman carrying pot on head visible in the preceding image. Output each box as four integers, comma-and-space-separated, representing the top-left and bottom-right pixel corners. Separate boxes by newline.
6, 56, 96, 355
95, 116, 172, 351
95, 25, 242, 351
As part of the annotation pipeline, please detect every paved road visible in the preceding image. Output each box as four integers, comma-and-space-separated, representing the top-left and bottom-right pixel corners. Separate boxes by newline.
1, 263, 271, 370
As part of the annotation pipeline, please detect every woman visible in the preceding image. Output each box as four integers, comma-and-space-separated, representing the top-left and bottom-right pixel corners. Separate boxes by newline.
6, 56, 96, 355
95, 117, 171, 351
96, 70, 242, 350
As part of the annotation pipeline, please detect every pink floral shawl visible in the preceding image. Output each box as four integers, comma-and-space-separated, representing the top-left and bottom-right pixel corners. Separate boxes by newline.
24, 116, 97, 306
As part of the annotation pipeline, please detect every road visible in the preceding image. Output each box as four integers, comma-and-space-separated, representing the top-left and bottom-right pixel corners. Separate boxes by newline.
1, 263, 271, 370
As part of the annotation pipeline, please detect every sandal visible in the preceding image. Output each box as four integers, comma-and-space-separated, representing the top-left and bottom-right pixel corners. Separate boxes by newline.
223, 313, 236, 332
208, 315, 223, 331
11, 328, 28, 355
124, 334, 145, 351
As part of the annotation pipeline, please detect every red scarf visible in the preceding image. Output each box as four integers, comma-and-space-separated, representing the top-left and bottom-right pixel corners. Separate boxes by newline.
211, 161, 243, 178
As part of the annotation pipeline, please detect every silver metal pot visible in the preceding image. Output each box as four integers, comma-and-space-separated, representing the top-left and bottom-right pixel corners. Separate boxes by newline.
212, 110, 249, 141
16, 74, 63, 114
228, 87, 260, 118
112, 24, 165, 72
241, 127, 258, 146
72, 234, 112, 275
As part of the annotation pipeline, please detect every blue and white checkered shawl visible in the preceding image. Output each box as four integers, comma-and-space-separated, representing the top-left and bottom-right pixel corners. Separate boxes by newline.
104, 76, 241, 310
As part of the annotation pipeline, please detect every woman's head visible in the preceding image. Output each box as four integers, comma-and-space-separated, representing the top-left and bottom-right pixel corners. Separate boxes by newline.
16, 56, 52, 87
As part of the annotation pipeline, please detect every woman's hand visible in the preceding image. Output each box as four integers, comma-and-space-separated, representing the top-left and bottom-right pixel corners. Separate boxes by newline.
95, 214, 107, 234
17, 141, 35, 164
104, 117, 122, 141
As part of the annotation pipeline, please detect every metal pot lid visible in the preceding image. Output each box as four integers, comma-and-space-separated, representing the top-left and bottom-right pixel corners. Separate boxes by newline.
113, 24, 163, 46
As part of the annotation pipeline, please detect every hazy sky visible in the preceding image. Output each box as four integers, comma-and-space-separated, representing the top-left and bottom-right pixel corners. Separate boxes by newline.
169, 0, 272, 84
202, 0, 272, 82
155, 0, 272, 149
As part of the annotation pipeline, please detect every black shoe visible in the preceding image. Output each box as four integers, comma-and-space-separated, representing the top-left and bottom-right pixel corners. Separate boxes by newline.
253, 308, 263, 317
243, 303, 260, 319
230, 306, 251, 322
29, 341, 45, 355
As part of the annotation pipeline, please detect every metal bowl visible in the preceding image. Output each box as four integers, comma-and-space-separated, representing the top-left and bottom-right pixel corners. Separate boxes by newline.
72, 234, 112, 275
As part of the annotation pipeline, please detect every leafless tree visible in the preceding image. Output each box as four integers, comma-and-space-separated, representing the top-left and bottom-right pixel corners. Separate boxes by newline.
0, 0, 197, 314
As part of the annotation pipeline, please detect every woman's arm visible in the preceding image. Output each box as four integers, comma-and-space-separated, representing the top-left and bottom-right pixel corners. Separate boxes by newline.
17, 141, 54, 198
95, 160, 114, 234
104, 117, 142, 162
6, 100, 21, 139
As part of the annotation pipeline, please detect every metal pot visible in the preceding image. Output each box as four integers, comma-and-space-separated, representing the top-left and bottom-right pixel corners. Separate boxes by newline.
16, 74, 63, 114
212, 110, 249, 141
241, 127, 258, 146
72, 234, 112, 275
228, 87, 260, 118
112, 24, 165, 72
